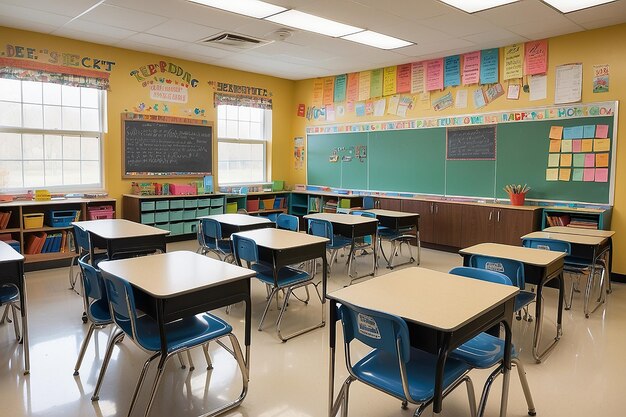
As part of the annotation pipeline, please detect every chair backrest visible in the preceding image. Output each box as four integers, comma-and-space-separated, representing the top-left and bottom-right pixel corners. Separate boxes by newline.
449, 266, 513, 286
308, 218, 334, 245
338, 301, 410, 363
362, 196, 375, 210
522, 238, 571, 255
276, 213, 299, 232
73, 224, 91, 254
201, 218, 223, 249
101, 270, 137, 338
469, 254, 526, 288
232, 233, 259, 266
78, 256, 108, 306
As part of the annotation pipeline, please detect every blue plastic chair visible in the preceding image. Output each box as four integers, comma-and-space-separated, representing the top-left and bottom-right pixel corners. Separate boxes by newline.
73, 256, 113, 376
94, 271, 247, 417
0, 285, 20, 341
276, 213, 299, 232
469, 255, 536, 321
448, 267, 536, 417
70, 224, 107, 292
199, 218, 234, 262
333, 301, 477, 417
307, 218, 351, 275
232, 233, 323, 341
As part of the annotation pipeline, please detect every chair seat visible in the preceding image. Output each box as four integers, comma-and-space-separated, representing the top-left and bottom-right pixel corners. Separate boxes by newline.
0, 286, 19, 305
89, 299, 112, 325
565, 256, 603, 270
352, 347, 471, 402
515, 290, 536, 312
135, 313, 232, 353
378, 228, 414, 239
450, 332, 518, 369
329, 235, 352, 250
255, 266, 311, 288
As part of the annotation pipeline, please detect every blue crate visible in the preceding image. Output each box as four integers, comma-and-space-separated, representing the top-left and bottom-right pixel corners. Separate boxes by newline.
46, 210, 78, 227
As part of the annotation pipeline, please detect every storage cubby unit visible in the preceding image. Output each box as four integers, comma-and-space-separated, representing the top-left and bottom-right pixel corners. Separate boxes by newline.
123, 194, 225, 238
225, 191, 290, 216
0, 198, 116, 265
542, 206, 612, 230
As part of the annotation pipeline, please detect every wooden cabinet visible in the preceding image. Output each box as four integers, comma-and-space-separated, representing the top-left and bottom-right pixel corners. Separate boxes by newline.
375, 197, 401, 211
433, 202, 462, 247
402, 200, 434, 244
460, 205, 541, 247
460, 205, 495, 247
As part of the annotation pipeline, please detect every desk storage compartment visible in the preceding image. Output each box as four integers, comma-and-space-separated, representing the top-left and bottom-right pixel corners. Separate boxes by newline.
141, 212, 155, 224
169, 210, 184, 222
23, 213, 44, 229
210, 207, 223, 215
45, 210, 78, 227
196, 207, 209, 217
141, 201, 155, 211
154, 211, 169, 223
184, 199, 198, 208
155, 200, 169, 211
184, 221, 197, 234
183, 209, 197, 220
197, 198, 211, 208
169, 200, 184, 210
169, 222, 184, 236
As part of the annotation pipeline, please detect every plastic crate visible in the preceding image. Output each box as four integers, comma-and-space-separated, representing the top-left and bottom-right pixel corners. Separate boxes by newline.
261, 198, 275, 210
23, 213, 44, 229
45, 210, 78, 227
88, 205, 115, 220
184, 221, 197, 234
154, 211, 169, 223
226, 202, 237, 213
169, 210, 184, 222
141, 212, 155, 224
169, 200, 184, 210
141, 201, 155, 211
196, 207, 209, 217
184, 199, 198, 208
155, 200, 169, 211
246, 200, 260, 212
169, 222, 184, 236
197, 198, 211, 208
183, 209, 197, 220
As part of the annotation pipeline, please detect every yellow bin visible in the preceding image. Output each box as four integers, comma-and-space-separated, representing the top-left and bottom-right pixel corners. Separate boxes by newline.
23, 213, 44, 229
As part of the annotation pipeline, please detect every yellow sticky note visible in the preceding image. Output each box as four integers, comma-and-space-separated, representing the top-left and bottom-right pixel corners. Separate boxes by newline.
546, 168, 558, 181
596, 153, 609, 168
560, 140, 572, 153
560, 153, 572, 167
549, 126, 563, 139
547, 154, 560, 167
581, 139, 593, 152
559, 168, 571, 181
594, 138, 610, 152
549, 140, 561, 153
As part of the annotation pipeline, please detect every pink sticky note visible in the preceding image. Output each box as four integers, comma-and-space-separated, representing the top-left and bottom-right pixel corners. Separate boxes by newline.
595, 168, 608, 183
584, 153, 595, 168
583, 168, 595, 182
596, 124, 609, 138
572, 140, 582, 153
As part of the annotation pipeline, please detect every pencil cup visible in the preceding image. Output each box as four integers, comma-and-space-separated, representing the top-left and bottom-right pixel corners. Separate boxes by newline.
509, 193, 526, 206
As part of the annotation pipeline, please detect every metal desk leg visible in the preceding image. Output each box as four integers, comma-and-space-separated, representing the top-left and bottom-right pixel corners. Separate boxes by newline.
532, 272, 564, 363
21, 283, 30, 375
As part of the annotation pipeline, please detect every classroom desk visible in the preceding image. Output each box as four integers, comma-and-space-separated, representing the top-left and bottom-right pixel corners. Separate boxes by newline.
365, 208, 420, 268
232, 228, 329, 341
0, 241, 29, 375
197, 213, 273, 237
304, 212, 378, 280
72, 219, 169, 260
459, 243, 565, 363
522, 230, 610, 317
327, 267, 518, 417
99, 251, 256, 416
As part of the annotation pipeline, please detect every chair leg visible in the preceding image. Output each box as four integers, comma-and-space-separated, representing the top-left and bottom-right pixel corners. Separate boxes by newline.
10, 304, 21, 341
143, 354, 170, 417
476, 366, 502, 417
127, 352, 160, 417
513, 359, 536, 416
74, 322, 96, 375
91, 329, 125, 401
464, 375, 478, 417
177, 352, 187, 369
0, 304, 10, 324
202, 343, 213, 370
186, 350, 195, 371
259, 287, 279, 331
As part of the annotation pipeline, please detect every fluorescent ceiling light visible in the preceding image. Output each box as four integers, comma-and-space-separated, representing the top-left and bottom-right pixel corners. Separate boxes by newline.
342, 30, 413, 50
188, 0, 286, 19
438, 0, 519, 13
541, 0, 616, 13
265, 9, 363, 37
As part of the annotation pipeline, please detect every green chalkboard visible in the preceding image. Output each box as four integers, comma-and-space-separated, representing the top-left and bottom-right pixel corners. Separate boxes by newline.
307, 113, 614, 204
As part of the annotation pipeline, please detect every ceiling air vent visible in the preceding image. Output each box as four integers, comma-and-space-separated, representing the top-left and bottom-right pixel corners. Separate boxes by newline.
200, 32, 273, 51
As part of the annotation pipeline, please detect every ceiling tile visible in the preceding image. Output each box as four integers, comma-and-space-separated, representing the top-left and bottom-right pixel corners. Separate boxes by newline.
0, 18, 59, 35
80, 3, 168, 32
508, 15, 584, 38
59, 19, 136, 40
420, 10, 498, 37
463, 29, 526, 44
178, 43, 237, 59
53, 27, 134, 47
145, 19, 221, 43
126, 33, 188, 49
478, 0, 559, 26
113, 40, 175, 56
567, 1, 626, 24
0, 3, 73, 27
0, 0, 103, 18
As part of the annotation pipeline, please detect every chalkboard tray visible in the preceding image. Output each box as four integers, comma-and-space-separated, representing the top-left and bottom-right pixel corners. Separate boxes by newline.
122, 114, 213, 178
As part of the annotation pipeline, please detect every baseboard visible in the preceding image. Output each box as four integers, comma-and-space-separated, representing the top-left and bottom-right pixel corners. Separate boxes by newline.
611, 273, 626, 283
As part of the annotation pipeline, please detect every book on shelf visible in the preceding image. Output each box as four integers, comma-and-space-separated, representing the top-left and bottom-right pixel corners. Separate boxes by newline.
568, 218, 598, 229
25, 232, 47, 255
0, 211, 11, 229
546, 214, 570, 227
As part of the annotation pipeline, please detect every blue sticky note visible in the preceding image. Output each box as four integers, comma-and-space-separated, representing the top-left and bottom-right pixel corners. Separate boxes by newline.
563, 126, 584, 139
583, 125, 596, 138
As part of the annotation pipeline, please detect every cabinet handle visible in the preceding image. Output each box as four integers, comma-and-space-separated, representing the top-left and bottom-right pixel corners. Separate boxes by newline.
489, 211, 493, 221
497, 210, 501, 222
435, 204, 439, 214
430, 203, 434, 214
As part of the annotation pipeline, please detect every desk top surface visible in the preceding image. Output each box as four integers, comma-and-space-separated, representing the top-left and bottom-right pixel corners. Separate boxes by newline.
329, 267, 518, 331
73, 219, 170, 239
99, 251, 255, 298
460, 243, 565, 266
198, 213, 273, 226
233, 228, 328, 250
522, 231, 606, 245
365, 209, 419, 218
0, 241, 24, 263
543, 226, 615, 238
304, 212, 378, 225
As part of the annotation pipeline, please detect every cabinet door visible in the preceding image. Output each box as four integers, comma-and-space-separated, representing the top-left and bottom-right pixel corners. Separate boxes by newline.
377, 198, 401, 211
433, 203, 462, 247
460, 205, 495, 248
494, 208, 540, 246
402, 200, 434, 243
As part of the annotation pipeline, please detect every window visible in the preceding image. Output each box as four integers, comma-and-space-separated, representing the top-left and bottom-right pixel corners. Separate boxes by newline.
0, 78, 106, 191
217, 105, 270, 184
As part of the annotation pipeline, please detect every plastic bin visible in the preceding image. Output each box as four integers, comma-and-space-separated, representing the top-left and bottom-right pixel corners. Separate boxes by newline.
141, 212, 155, 224
155, 200, 169, 211
197, 198, 211, 208
184, 199, 198, 208
169, 200, 184, 210
246, 200, 260, 212
23, 213, 44, 229
141, 201, 155, 211
169, 210, 184, 222
155, 222, 169, 232
169, 222, 184, 236
210, 207, 223, 215
261, 198, 275, 210
183, 209, 197, 220
184, 221, 197, 234
88, 205, 115, 220
154, 211, 169, 223
196, 207, 209, 217
226, 202, 237, 213
45, 210, 78, 227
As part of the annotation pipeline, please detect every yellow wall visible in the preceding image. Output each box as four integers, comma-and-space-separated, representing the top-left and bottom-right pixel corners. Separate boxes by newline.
0, 26, 295, 209
288, 23, 626, 274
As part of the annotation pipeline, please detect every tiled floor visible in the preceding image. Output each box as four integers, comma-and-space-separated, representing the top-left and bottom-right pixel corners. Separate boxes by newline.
0, 239, 623, 417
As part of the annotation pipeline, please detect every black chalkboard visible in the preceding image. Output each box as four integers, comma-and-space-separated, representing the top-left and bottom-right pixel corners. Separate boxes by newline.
446, 125, 496, 160
123, 118, 213, 177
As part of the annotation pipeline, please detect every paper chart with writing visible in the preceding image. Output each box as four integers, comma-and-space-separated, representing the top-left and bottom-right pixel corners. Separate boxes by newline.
554, 63, 583, 104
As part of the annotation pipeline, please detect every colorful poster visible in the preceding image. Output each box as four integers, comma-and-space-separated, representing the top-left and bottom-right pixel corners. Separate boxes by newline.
524, 39, 548, 75
593, 64, 609, 93
503, 43, 524, 80
425, 59, 444, 91
583, 168, 595, 182
312, 78, 324, 107
346, 73, 359, 105
396, 64, 412, 93
581, 139, 593, 152
548, 154, 560, 167
396, 96, 412, 117
485, 83, 504, 103
561, 140, 573, 153
322, 77, 334, 106
584, 153, 595, 167
383, 66, 397, 96
455, 89, 468, 109
462, 51, 480, 85
294, 137, 304, 170
554, 63, 582, 104
572, 140, 582, 153
480, 48, 499, 84
333, 74, 347, 103
473, 88, 486, 109
370, 69, 383, 98
549, 140, 561, 152
596, 153, 609, 167
355, 101, 366, 117
411, 62, 425, 94
507, 83, 520, 100
358, 71, 371, 101
560, 153, 572, 166
444, 55, 461, 87
387, 95, 399, 115
583, 125, 596, 138
529, 74, 547, 101
432, 92, 453, 111
373, 98, 386, 116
